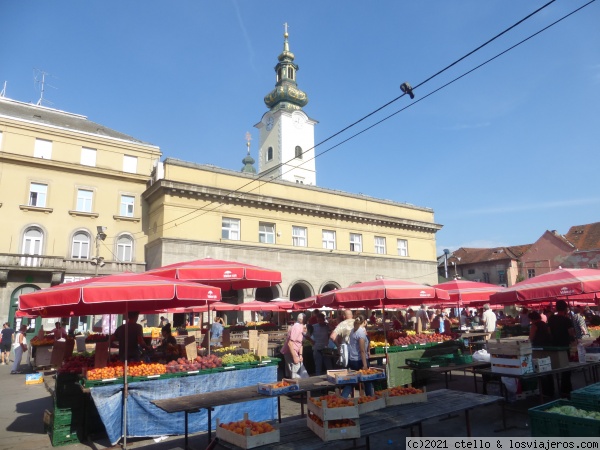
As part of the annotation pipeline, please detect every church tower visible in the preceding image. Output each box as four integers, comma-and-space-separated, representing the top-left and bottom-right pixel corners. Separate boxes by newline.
255, 24, 317, 185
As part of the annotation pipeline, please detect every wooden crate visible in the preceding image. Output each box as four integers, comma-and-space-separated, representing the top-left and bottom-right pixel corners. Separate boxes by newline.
355, 395, 386, 414
326, 369, 359, 385
358, 367, 386, 382
491, 354, 534, 375
307, 393, 359, 421
257, 379, 299, 396
306, 413, 361, 441
381, 387, 428, 407
216, 416, 280, 449
487, 339, 532, 356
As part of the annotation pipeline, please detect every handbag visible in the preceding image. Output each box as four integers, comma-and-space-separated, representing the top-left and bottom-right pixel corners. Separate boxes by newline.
337, 342, 349, 368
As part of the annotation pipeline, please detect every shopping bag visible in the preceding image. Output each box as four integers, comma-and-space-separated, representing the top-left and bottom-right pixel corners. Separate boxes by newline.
298, 364, 310, 378
337, 343, 349, 368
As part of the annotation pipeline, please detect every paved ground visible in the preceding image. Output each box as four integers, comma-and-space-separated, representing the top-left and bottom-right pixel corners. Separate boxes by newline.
0, 357, 593, 450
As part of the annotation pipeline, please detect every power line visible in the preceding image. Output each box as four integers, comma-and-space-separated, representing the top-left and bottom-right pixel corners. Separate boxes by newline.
126, 0, 591, 240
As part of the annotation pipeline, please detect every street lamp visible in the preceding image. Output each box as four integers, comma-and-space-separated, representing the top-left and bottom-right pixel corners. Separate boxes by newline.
443, 249, 450, 279
452, 256, 461, 279
91, 226, 107, 276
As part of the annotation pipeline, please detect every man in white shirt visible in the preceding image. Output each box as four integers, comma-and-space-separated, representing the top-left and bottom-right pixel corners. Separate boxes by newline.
482, 303, 497, 340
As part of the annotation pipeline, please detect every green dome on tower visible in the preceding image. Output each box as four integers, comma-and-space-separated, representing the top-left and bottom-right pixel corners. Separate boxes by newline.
264, 24, 308, 111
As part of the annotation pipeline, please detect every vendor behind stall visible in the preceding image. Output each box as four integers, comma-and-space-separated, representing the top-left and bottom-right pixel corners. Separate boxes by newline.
155, 324, 178, 361
110, 311, 150, 362
47, 322, 68, 340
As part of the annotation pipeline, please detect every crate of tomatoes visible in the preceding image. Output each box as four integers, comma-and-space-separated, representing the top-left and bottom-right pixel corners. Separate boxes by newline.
216, 413, 280, 449
257, 378, 299, 396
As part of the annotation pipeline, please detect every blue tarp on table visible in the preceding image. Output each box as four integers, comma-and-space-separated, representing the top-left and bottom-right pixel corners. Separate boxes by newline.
90, 366, 277, 445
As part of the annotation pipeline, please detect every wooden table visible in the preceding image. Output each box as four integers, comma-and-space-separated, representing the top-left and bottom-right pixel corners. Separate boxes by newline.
152, 375, 334, 447
411, 361, 491, 390
473, 361, 600, 403
214, 389, 505, 450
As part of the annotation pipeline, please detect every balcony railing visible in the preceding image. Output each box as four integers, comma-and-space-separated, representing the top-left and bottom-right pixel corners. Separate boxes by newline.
0, 253, 146, 274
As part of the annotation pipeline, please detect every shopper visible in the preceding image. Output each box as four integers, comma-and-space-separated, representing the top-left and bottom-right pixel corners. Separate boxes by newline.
548, 300, 576, 397
482, 304, 497, 340
308, 312, 332, 375
528, 310, 554, 396
571, 306, 589, 339
281, 313, 306, 378
11, 324, 28, 374
1, 322, 14, 365
342, 315, 373, 398
210, 316, 224, 345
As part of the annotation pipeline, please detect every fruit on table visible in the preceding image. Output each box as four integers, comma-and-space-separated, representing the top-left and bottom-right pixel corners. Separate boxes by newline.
127, 362, 167, 377
30, 336, 55, 346
357, 368, 380, 375
221, 353, 258, 365
58, 354, 95, 374
219, 419, 275, 436
379, 386, 423, 397
310, 394, 354, 408
357, 395, 378, 404
270, 381, 292, 388
165, 354, 223, 372
86, 362, 125, 380
85, 333, 109, 343
308, 411, 356, 428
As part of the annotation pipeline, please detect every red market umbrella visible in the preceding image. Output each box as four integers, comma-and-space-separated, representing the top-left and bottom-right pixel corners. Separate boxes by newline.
292, 296, 319, 310
433, 279, 505, 305
237, 300, 295, 311
318, 278, 450, 309
489, 267, 600, 305
19, 273, 221, 317
145, 257, 282, 290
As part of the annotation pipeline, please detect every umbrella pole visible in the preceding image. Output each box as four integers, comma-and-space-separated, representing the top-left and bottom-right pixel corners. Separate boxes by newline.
122, 315, 129, 450
382, 305, 389, 373
207, 304, 212, 356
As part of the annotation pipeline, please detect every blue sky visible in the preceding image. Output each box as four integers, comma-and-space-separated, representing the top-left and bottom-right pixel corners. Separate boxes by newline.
2, 1, 599, 255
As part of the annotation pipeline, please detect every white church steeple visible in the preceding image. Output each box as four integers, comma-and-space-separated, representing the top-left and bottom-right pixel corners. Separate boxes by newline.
255, 24, 317, 186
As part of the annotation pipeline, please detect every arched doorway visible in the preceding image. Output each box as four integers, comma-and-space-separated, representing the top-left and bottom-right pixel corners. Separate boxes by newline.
289, 282, 312, 301
320, 282, 340, 294
9, 285, 41, 332
255, 286, 278, 302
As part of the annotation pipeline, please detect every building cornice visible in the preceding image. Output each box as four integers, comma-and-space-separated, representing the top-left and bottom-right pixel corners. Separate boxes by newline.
0, 151, 151, 183
144, 179, 443, 233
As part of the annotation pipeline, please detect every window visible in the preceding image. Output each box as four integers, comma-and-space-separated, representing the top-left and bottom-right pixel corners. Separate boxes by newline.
468, 269, 475, 275
259, 222, 275, 244
295, 146, 303, 159
81, 147, 97, 166
322, 230, 336, 250
350, 233, 362, 252
116, 235, 133, 262
34, 138, 52, 159
397, 239, 408, 257
21, 227, 43, 266
267, 147, 273, 161
375, 237, 386, 254
29, 183, 47, 207
76, 189, 93, 212
71, 232, 90, 259
221, 218, 240, 240
483, 272, 490, 283
288, 67, 294, 80
292, 226, 307, 247
120, 195, 135, 217
527, 269, 536, 279
498, 270, 507, 284
123, 155, 138, 173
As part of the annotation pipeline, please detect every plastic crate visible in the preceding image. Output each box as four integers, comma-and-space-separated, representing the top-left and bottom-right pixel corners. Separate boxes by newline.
453, 354, 473, 365
571, 383, 600, 406
406, 358, 447, 369
52, 407, 82, 428
49, 424, 80, 447
529, 399, 600, 437
54, 392, 84, 410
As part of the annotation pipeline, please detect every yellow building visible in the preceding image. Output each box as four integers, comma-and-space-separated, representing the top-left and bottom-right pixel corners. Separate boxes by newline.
144, 28, 443, 317
0, 96, 161, 328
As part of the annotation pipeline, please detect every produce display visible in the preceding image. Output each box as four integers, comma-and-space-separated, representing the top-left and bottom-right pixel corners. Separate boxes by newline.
546, 405, 600, 420
218, 419, 275, 436
357, 368, 380, 376
379, 386, 424, 397
30, 336, 55, 346
309, 395, 354, 408
86, 363, 125, 380
57, 354, 94, 374
308, 411, 356, 428
127, 362, 167, 377
212, 346, 245, 356
357, 395, 378, 404
221, 353, 258, 365
392, 333, 453, 346
85, 333, 109, 343
165, 355, 222, 372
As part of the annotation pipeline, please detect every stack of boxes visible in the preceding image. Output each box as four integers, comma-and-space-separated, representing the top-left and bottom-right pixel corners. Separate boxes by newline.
488, 339, 534, 375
